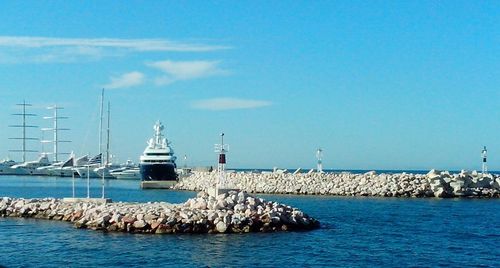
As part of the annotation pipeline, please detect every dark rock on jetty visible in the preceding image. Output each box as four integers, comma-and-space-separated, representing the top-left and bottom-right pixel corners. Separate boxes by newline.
0, 190, 320, 234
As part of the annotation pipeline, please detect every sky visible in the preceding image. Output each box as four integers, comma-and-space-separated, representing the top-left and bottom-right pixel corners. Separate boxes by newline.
0, 1, 498, 171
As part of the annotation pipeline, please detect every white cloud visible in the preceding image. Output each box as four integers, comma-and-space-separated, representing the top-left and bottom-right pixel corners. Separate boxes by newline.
0, 36, 230, 63
0, 36, 229, 52
103, 71, 145, 89
192, 97, 272, 111
148, 60, 228, 85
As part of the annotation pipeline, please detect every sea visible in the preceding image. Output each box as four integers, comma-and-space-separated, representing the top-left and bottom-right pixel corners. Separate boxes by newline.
0, 175, 499, 268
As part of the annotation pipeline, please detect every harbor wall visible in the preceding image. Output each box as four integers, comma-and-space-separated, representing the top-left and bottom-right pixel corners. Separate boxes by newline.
174, 170, 500, 198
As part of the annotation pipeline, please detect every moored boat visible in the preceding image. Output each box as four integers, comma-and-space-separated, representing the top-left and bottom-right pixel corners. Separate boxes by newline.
0, 158, 18, 175
140, 121, 178, 182
110, 167, 141, 180
10, 154, 51, 175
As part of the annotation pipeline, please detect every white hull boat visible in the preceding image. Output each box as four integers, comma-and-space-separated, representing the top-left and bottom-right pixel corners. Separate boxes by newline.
10, 154, 51, 176
110, 167, 141, 180
75, 166, 100, 178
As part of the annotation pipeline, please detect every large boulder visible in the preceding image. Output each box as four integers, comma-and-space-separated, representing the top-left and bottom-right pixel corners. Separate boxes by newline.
216, 221, 228, 233
493, 178, 500, 190
473, 177, 492, 188
433, 187, 450, 198
427, 169, 441, 180
449, 179, 465, 196
133, 219, 147, 229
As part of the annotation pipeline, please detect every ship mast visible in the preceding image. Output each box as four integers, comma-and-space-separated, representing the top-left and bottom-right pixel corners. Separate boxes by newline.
9, 100, 38, 162
99, 88, 104, 165
42, 105, 70, 162
106, 101, 111, 165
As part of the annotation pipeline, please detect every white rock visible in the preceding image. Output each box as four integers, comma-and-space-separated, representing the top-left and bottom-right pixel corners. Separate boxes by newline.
133, 220, 147, 229
216, 221, 227, 233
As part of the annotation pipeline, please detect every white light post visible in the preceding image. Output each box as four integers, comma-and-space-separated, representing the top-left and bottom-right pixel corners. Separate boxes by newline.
316, 148, 323, 173
214, 133, 229, 196
482, 146, 488, 176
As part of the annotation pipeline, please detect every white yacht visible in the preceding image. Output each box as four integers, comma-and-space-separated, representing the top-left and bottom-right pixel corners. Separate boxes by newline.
110, 167, 141, 180
94, 163, 119, 179
10, 154, 51, 175
37, 161, 62, 176
75, 165, 100, 178
74, 154, 101, 178
139, 121, 177, 181
42, 155, 81, 177
0, 158, 18, 175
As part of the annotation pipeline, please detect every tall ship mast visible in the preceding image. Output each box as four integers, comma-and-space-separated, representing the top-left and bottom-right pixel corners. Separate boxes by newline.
8, 100, 38, 162
41, 105, 71, 162
105, 101, 111, 165
99, 89, 104, 164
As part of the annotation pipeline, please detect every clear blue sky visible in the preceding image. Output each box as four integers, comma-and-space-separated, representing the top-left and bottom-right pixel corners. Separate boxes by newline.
0, 1, 498, 170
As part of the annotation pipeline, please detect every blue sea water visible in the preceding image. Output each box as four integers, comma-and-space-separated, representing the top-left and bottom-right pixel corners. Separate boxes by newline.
0, 175, 499, 267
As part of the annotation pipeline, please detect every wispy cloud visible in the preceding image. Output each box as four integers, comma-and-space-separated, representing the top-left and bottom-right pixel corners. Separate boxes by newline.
103, 71, 145, 89
192, 97, 272, 111
0, 36, 229, 52
147, 60, 228, 85
0, 36, 230, 63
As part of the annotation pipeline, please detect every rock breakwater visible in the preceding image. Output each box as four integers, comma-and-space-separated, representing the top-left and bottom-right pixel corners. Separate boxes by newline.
174, 170, 500, 198
0, 190, 319, 234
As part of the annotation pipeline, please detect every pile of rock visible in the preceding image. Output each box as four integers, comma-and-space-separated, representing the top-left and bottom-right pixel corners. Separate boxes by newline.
0, 190, 320, 234
174, 170, 500, 198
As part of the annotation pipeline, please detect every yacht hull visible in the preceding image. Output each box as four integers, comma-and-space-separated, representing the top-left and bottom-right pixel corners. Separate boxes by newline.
74, 167, 100, 178
140, 163, 177, 181
111, 168, 141, 180
46, 168, 75, 177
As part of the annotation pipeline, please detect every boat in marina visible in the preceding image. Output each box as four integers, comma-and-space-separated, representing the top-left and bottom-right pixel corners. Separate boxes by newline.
110, 167, 141, 180
37, 161, 63, 176
140, 121, 178, 183
0, 158, 18, 175
74, 153, 101, 178
70, 154, 89, 176
74, 165, 99, 178
95, 164, 119, 179
9, 154, 51, 175
40, 155, 87, 177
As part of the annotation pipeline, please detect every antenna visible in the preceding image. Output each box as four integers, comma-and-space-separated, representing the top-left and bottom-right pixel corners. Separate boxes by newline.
41, 105, 71, 162
316, 148, 323, 173
9, 100, 38, 162
481, 146, 487, 175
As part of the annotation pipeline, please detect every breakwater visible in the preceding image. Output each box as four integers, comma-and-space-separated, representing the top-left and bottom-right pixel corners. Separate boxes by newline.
174, 170, 500, 198
0, 190, 319, 234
